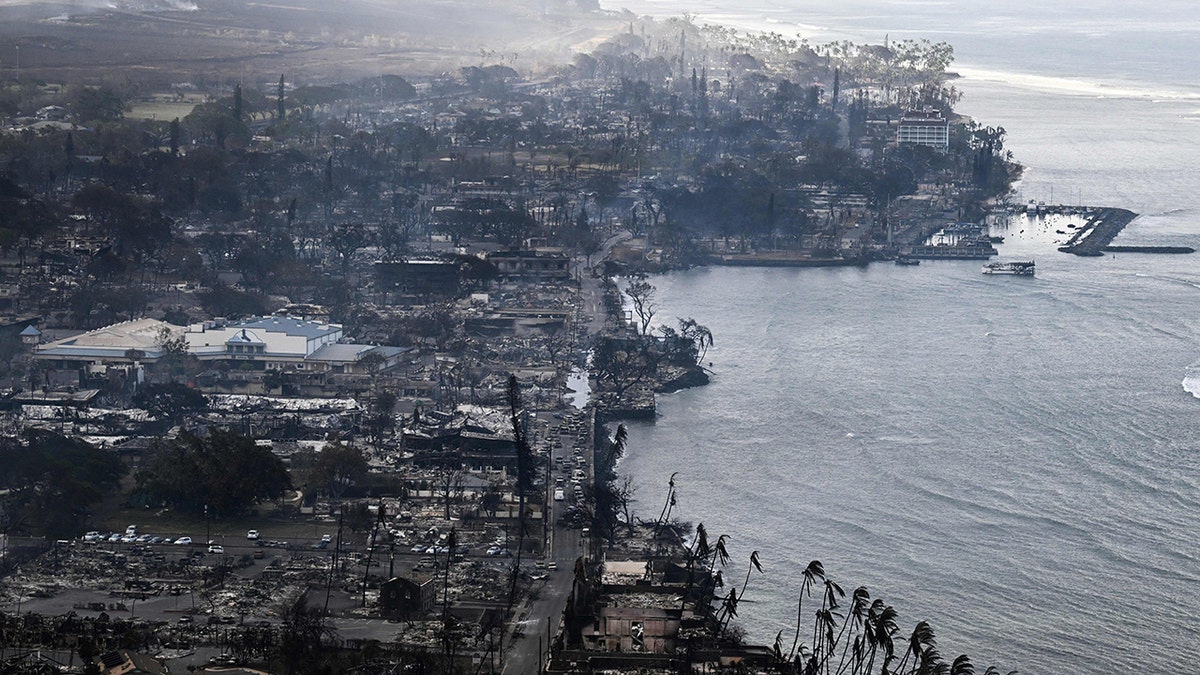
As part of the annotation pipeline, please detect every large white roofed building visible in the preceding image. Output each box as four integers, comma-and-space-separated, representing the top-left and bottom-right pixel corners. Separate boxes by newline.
36, 316, 408, 389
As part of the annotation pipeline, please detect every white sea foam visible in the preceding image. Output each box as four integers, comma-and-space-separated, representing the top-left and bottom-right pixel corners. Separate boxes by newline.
1183, 376, 1200, 399
956, 65, 1200, 101
1184, 366, 1200, 399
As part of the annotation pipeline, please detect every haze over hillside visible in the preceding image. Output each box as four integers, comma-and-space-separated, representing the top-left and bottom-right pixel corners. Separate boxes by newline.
0, 0, 622, 85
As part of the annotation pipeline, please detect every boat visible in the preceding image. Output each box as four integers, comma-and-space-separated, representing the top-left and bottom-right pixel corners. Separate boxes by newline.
982, 260, 1035, 276
895, 257, 920, 266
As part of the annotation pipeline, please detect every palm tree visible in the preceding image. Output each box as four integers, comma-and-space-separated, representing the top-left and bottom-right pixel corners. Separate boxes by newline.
679, 523, 710, 610
653, 471, 679, 537
708, 533, 731, 575
789, 560, 825, 661
719, 550, 762, 638
895, 620, 937, 674
505, 375, 534, 619
950, 654, 975, 675
861, 600, 898, 675
830, 586, 870, 675
812, 577, 844, 668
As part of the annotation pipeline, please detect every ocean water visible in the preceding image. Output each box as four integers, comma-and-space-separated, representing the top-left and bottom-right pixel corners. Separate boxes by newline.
601, 0, 1200, 671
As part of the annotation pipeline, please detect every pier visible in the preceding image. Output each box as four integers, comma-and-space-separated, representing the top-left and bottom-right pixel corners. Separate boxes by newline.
1056, 207, 1139, 256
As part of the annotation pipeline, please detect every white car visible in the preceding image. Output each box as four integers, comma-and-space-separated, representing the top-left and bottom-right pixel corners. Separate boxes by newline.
246, 530, 259, 540
208, 545, 225, 555
174, 536, 193, 545
82, 531, 102, 542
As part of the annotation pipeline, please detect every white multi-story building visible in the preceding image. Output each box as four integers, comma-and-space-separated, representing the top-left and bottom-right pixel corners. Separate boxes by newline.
897, 109, 950, 150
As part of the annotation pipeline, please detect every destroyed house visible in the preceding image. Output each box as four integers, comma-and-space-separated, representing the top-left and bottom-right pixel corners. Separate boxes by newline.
375, 258, 461, 296
584, 606, 681, 654
488, 248, 571, 283
402, 412, 517, 466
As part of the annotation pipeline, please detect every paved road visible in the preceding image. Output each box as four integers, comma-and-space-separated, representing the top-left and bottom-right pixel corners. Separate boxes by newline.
577, 230, 631, 335
501, 414, 598, 673
502, 233, 627, 673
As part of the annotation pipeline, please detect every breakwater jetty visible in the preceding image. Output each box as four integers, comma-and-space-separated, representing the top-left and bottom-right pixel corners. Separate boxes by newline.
1103, 245, 1195, 254
1057, 207, 1139, 256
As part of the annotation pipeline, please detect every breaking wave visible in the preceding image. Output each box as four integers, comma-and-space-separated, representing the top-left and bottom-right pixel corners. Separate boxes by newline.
1183, 365, 1200, 400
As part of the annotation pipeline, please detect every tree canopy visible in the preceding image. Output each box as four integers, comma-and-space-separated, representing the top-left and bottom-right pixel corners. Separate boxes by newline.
135, 429, 291, 515
0, 430, 126, 538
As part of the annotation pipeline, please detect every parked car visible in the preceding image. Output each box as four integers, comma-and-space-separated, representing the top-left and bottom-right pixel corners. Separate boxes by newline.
208, 544, 224, 555
174, 536, 193, 545
246, 529, 259, 540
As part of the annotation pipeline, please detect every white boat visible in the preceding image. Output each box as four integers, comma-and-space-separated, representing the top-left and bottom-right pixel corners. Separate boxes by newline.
982, 260, 1035, 276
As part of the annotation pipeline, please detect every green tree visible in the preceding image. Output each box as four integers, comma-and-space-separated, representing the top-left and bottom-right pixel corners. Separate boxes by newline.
69, 84, 127, 124
0, 430, 126, 538
135, 429, 290, 515
312, 441, 368, 503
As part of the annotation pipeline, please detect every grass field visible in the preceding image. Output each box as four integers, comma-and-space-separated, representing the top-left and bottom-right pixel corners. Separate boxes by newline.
126, 95, 202, 121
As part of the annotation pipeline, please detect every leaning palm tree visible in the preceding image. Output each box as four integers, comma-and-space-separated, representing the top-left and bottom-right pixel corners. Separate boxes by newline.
812, 577, 845, 668
740, 550, 763, 600
894, 620, 937, 674
719, 550, 762, 638
950, 654, 976, 675
830, 586, 871, 675
861, 601, 898, 675
789, 560, 826, 661
708, 533, 731, 575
